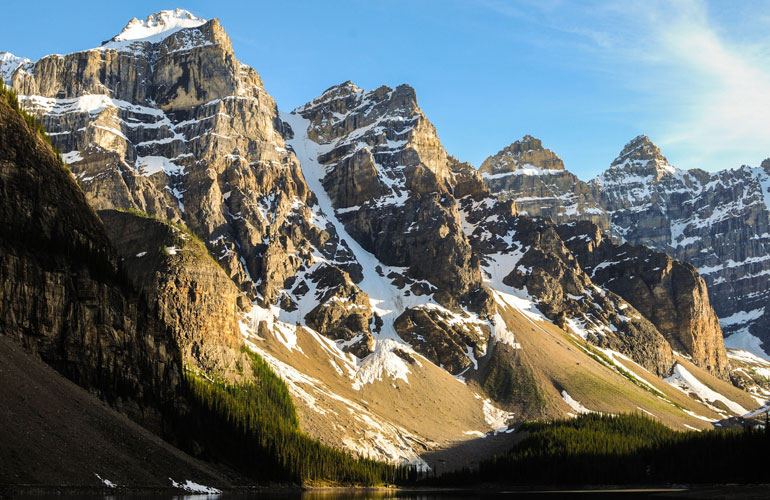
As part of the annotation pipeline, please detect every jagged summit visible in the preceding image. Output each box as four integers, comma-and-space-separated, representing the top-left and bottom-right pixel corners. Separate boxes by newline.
517, 134, 545, 150
612, 134, 665, 164
323, 80, 362, 95
607, 134, 675, 178
100, 9, 208, 50
294, 81, 419, 117
0, 52, 32, 84
479, 134, 564, 175
293, 80, 365, 114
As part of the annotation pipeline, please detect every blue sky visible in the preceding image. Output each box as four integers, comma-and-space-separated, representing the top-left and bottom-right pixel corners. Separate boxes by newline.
2, 0, 769, 179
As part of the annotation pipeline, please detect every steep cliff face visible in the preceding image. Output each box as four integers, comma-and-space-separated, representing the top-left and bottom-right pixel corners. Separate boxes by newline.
292, 82, 489, 314
0, 91, 180, 426
481, 135, 609, 230
285, 82, 495, 374
458, 195, 674, 377
556, 220, 730, 379
5, 10, 374, 357
594, 136, 770, 356
99, 209, 254, 382
483, 133, 770, 360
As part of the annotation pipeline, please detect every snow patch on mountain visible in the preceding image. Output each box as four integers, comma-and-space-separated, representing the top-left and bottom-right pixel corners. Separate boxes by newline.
478, 238, 546, 335
169, 478, 220, 494
352, 339, 415, 390
101, 9, 207, 50
282, 110, 486, 380
0, 52, 33, 84
720, 307, 765, 328
241, 303, 303, 353
561, 390, 591, 415
21, 94, 166, 117
664, 363, 748, 415
61, 151, 83, 164
482, 165, 563, 179
481, 397, 514, 429
136, 156, 184, 176
94, 473, 117, 488
725, 329, 770, 361
727, 348, 770, 372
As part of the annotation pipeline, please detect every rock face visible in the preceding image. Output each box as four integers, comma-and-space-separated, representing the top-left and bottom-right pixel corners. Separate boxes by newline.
458, 195, 675, 376
480, 135, 565, 174
6, 9, 506, 382
484, 133, 770, 359
593, 136, 770, 355
0, 91, 180, 427
99, 209, 253, 382
286, 81, 495, 373
301, 263, 374, 358
556, 220, 730, 379
5, 10, 374, 356
293, 82, 490, 315
480, 135, 609, 229
394, 308, 490, 374
593, 135, 682, 250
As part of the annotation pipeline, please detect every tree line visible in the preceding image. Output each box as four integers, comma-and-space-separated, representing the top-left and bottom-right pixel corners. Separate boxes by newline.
432, 413, 770, 486
169, 348, 422, 485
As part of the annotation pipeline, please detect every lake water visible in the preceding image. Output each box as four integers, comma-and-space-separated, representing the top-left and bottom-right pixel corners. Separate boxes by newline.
12, 485, 761, 500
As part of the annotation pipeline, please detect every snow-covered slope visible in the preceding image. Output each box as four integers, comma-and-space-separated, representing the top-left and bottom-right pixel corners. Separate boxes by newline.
0, 52, 32, 84
102, 9, 207, 49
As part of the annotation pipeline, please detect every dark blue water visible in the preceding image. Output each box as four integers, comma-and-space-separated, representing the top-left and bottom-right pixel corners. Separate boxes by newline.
9, 485, 750, 500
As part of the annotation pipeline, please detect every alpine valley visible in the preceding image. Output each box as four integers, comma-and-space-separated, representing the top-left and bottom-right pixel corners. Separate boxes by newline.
1, 9, 769, 492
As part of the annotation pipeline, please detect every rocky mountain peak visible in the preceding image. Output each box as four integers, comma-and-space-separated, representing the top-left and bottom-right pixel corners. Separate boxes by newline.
517, 134, 545, 151
0, 52, 33, 84
294, 82, 446, 188
613, 134, 662, 162
105, 9, 207, 45
479, 134, 565, 174
290, 80, 490, 317
608, 134, 674, 179
391, 83, 418, 107
296, 81, 419, 124
96, 9, 227, 59
317, 80, 362, 100
293, 81, 365, 124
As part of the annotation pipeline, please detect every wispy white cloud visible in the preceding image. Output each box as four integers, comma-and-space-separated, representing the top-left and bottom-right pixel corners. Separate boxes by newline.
636, 1, 770, 168
475, 0, 770, 170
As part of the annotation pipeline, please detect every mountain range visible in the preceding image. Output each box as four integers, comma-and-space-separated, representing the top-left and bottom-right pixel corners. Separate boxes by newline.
1, 9, 769, 488
482, 134, 770, 357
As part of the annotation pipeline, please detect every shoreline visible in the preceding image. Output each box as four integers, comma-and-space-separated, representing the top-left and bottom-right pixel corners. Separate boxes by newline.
5, 482, 770, 497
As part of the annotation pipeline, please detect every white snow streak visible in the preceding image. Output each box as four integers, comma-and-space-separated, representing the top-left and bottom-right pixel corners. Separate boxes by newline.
664, 363, 748, 415
561, 390, 591, 415
169, 478, 220, 494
